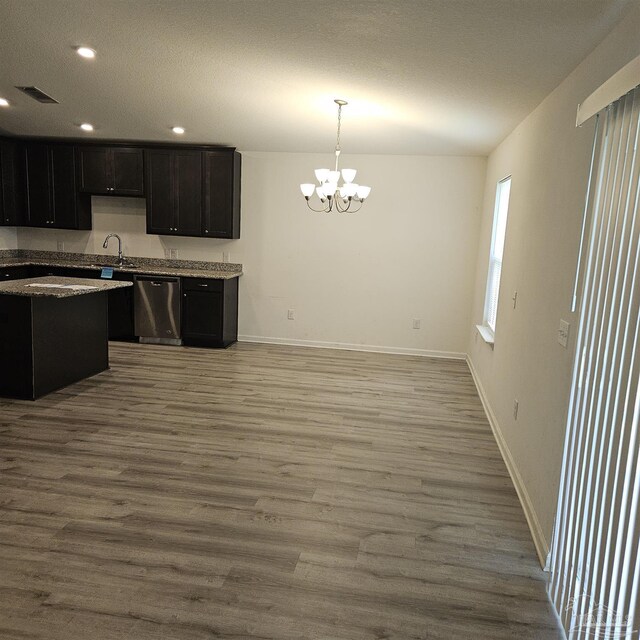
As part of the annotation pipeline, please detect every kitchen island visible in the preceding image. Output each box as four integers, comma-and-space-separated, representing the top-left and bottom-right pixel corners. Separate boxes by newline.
0, 276, 133, 400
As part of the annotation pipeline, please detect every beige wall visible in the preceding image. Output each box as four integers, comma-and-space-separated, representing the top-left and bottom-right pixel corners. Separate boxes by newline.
17, 152, 487, 356
467, 4, 640, 562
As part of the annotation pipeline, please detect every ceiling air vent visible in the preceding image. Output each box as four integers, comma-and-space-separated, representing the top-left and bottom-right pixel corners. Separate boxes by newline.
15, 86, 59, 104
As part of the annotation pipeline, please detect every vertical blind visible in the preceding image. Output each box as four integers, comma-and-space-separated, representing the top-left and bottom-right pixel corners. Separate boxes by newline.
549, 85, 640, 639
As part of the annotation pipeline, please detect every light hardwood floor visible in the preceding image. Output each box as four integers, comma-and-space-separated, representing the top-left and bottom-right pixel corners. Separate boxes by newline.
0, 342, 562, 639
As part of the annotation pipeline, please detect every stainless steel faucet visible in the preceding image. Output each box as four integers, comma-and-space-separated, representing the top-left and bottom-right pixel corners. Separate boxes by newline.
102, 233, 126, 266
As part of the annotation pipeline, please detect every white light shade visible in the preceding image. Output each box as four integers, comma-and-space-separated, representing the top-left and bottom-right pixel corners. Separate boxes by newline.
316, 186, 326, 200
356, 185, 371, 200
0, 98, 9, 107
80, 123, 94, 131
343, 183, 358, 197
300, 183, 315, 197
76, 46, 96, 59
315, 168, 330, 183
328, 170, 340, 183
323, 182, 338, 198
341, 168, 357, 183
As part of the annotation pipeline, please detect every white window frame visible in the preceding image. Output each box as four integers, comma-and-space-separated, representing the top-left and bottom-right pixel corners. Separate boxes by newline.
479, 176, 511, 344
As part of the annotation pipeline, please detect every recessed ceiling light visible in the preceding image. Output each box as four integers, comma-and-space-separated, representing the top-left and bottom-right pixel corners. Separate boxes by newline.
76, 46, 96, 59
80, 123, 94, 131
172, 126, 185, 135
0, 98, 9, 107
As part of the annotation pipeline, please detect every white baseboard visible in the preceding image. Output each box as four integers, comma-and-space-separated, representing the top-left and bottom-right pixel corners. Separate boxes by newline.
466, 355, 550, 568
237, 335, 466, 360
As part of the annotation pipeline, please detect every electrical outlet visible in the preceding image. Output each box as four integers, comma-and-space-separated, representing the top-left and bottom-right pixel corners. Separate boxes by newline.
412, 319, 421, 329
558, 320, 570, 348
513, 400, 519, 420
57, 240, 65, 252
170, 249, 178, 260
287, 309, 295, 320
222, 252, 230, 263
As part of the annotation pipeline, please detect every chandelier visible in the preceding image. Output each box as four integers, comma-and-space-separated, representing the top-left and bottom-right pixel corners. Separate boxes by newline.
300, 99, 371, 213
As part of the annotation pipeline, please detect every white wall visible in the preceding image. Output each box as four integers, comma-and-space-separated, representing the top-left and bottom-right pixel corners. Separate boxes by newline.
0, 227, 17, 250
467, 4, 640, 563
17, 152, 487, 355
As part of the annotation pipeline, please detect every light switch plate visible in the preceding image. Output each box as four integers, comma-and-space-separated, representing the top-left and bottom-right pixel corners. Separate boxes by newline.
558, 319, 570, 348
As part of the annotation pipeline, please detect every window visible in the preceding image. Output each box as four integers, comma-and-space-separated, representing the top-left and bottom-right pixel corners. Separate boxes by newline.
483, 176, 511, 336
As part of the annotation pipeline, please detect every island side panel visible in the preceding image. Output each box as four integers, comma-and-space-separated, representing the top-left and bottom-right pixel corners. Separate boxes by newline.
0, 295, 35, 399
31, 292, 109, 399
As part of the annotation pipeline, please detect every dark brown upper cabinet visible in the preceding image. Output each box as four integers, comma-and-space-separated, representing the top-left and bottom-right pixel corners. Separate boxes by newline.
145, 148, 202, 236
24, 143, 91, 230
203, 150, 241, 239
0, 139, 25, 226
77, 146, 144, 196
145, 148, 240, 239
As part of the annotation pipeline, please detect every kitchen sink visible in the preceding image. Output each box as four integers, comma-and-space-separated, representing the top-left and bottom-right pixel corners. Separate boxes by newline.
85, 263, 140, 270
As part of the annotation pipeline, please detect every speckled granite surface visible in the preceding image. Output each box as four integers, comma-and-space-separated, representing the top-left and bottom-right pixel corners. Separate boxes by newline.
0, 250, 243, 280
0, 276, 133, 298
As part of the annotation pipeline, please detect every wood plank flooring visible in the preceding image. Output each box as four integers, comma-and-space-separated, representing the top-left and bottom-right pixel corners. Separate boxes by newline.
0, 342, 562, 639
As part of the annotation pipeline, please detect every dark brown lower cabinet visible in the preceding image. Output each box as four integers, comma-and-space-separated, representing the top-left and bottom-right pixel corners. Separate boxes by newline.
0, 292, 109, 400
1, 264, 238, 348
182, 277, 238, 348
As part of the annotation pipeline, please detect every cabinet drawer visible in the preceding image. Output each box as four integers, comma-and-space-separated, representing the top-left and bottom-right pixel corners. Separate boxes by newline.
182, 277, 223, 292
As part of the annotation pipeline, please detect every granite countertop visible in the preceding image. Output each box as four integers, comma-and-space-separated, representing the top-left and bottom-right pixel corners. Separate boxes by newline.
0, 276, 133, 298
0, 251, 243, 280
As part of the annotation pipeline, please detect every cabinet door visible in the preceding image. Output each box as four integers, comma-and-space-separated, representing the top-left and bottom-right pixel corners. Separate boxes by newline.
203, 151, 240, 238
78, 147, 111, 194
145, 150, 175, 234
24, 143, 52, 227
182, 289, 223, 342
174, 150, 202, 236
108, 286, 136, 341
112, 148, 144, 196
50, 146, 79, 228
0, 139, 25, 226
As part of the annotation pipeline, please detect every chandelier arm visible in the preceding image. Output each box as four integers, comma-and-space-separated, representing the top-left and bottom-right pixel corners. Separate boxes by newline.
306, 199, 331, 213
345, 200, 363, 213
335, 198, 350, 213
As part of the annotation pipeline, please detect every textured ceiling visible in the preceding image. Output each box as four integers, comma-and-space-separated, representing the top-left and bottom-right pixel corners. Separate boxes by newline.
0, 0, 634, 155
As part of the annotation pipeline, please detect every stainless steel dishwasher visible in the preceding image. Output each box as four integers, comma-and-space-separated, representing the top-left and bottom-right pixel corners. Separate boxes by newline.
134, 275, 182, 344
